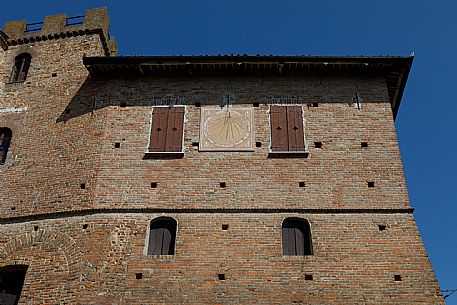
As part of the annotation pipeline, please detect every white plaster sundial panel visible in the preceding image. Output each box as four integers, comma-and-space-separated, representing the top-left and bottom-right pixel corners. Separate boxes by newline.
199, 106, 254, 151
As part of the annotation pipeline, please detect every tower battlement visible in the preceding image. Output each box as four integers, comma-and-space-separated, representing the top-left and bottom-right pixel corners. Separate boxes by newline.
1, 7, 116, 56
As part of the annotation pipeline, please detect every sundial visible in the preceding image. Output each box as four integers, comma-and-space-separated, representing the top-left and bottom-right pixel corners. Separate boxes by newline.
199, 106, 254, 151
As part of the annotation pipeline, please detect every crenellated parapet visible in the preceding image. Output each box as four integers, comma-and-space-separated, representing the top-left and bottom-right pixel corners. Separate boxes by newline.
2, 7, 117, 56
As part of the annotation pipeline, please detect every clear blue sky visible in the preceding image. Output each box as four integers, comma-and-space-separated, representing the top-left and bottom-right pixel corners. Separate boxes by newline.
2, 0, 456, 302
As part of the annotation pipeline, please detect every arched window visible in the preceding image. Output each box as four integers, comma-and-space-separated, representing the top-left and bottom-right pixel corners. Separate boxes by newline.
0, 264, 28, 305
10, 53, 32, 82
282, 218, 313, 256
147, 217, 177, 255
0, 127, 12, 165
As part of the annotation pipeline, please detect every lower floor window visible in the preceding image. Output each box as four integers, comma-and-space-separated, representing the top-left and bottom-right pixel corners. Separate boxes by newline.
0, 265, 28, 305
282, 218, 313, 256
148, 217, 177, 255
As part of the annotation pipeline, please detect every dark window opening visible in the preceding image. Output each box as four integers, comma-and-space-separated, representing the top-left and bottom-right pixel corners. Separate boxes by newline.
304, 274, 313, 281
151, 182, 158, 188
222, 224, 229, 230
192, 142, 199, 147
80, 183, 86, 189
148, 217, 177, 255
361, 142, 368, 148
51, 73, 57, 77
282, 218, 313, 256
149, 107, 184, 153
135, 272, 143, 280
0, 128, 13, 165
114, 142, 121, 148
218, 274, 226, 281
219, 182, 226, 188
299, 182, 306, 188
255, 141, 262, 148
368, 181, 375, 188
0, 265, 28, 305
10, 53, 32, 82
378, 224, 387, 231
394, 275, 402, 281
253, 102, 260, 107
270, 106, 305, 152
33, 226, 39, 231
82, 224, 88, 230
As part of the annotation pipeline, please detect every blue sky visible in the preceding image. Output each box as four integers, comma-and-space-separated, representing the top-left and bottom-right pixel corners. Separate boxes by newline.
2, 0, 456, 302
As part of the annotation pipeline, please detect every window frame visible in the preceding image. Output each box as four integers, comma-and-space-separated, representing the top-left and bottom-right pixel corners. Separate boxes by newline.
0, 127, 13, 165
268, 105, 308, 156
145, 105, 186, 156
145, 216, 178, 256
9, 53, 32, 83
0, 264, 28, 305
281, 217, 313, 256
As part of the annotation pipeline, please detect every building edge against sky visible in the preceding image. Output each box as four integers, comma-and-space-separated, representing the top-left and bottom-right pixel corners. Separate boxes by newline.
0, 7, 444, 304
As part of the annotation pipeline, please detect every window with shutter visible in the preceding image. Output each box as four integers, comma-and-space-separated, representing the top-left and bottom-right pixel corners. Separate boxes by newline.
270, 106, 305, 152
0, 128, 13, 165
148, 107, 184, 153
147, 217, 177, 255
0, 265, 28, 305
10, 53, 32, 83
282, 218, 313, 256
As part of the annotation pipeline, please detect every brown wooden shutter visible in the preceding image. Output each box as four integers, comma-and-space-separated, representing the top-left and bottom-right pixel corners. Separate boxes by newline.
294, 227, 305, 255
162, 227, 172, 254
148, 227, 164, 255
270, 106, 288, 151
282, 226, 295, 255
149, 108, 169, 152
165, 107, 184, 152
286, 106, 304, 151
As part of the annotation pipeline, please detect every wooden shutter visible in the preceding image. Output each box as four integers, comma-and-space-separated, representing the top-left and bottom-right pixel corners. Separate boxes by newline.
148, 218, 177, 255
282, 226, 295, 255
294, 227, 305, 255
149, 108, 169, 152
165, 107, 184, 152
286, 106, 304, 151
270, 106, 288, 151
148, 227, 164, 255
161, 227, 172, 255
283, 219, 312, 256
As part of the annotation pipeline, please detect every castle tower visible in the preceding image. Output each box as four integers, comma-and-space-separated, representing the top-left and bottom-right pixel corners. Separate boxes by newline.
0, 8, 443, 304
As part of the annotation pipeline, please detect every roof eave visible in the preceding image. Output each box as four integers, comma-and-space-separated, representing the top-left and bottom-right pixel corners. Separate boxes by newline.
83, 55, 414, 120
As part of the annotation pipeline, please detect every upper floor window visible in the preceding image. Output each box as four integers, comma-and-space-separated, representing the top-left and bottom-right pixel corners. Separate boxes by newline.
148, 107, 184, 153
282, 218, 313, 256
0, 264, 28, 305
10, 53, 32, 83
0, 127, 12, 165
270, 106, 305, 152
147, 217, 177, 255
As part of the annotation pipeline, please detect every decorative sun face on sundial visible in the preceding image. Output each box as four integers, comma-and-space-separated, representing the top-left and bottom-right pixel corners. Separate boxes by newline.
199, 107, 254, 151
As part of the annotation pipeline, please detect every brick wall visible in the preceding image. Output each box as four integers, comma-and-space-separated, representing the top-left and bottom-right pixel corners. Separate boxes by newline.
0, 9, 443, 305
0, 213, 443, 304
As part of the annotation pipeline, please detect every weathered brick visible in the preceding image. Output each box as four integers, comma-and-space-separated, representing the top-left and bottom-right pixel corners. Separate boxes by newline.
0, 8, 443, 305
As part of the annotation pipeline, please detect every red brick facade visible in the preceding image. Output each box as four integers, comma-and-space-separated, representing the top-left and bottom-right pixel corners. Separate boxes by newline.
0, 7, 444, 304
